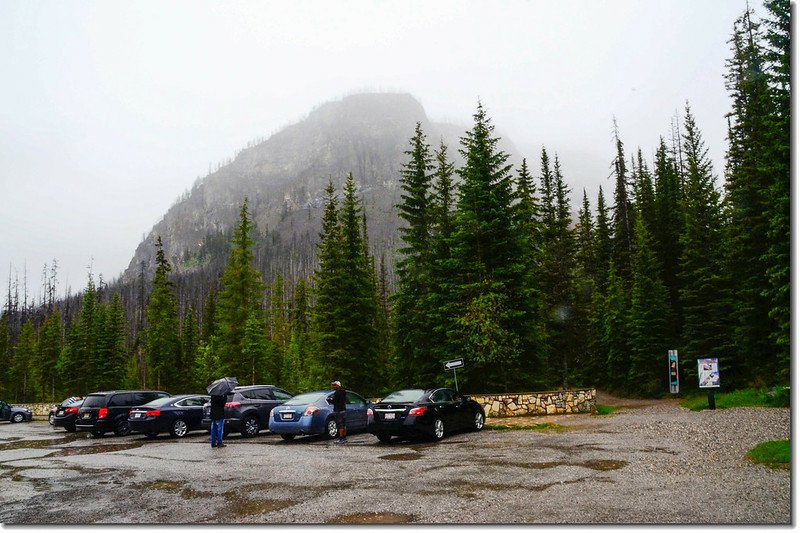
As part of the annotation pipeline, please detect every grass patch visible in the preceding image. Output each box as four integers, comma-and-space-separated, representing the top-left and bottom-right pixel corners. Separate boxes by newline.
681, 388, 789, 411
746, 439, 790, 468
485, 422, 567, 432
595, 404, 620, 416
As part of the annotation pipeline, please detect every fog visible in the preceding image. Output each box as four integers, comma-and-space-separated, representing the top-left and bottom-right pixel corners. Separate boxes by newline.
0, 0, 758, 304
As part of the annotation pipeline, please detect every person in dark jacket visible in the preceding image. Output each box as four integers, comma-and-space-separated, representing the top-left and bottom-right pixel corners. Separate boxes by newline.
330, 381, 347, 444
210, 394, 226, 448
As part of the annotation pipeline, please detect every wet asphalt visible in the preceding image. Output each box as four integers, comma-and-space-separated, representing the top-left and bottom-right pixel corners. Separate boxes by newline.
0, 403, 790, 525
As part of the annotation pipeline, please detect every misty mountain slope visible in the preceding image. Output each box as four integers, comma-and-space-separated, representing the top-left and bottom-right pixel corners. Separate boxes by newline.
123, 92, 492, 286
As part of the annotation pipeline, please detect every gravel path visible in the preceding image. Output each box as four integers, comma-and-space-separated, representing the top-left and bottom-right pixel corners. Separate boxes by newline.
0, 396, 790, 525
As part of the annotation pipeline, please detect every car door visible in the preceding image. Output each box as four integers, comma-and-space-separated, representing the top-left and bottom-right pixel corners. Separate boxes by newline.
450, 390, 473, 429
185, 396, 209, 429
345, 392, 368, 431
429, 389, 459, 429
0, 401, 10, 421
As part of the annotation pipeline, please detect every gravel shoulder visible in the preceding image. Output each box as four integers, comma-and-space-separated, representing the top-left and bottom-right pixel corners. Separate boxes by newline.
0, 395, 790, 525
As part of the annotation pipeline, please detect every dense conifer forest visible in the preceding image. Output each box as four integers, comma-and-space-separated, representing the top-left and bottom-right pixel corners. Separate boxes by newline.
0, 1, 789, 400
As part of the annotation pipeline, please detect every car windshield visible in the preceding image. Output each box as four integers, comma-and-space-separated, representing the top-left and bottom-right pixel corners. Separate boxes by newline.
138, 396, 178, 409
381, 389, 426, 403
82, 395, 107, 408
65, 399, 84, 407
283, 392, 327, 406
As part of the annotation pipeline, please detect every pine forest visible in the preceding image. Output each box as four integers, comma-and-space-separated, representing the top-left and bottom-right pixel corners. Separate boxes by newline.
0, 2, 789, 401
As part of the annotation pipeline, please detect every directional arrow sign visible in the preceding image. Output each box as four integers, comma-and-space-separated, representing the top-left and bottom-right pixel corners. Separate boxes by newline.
444, 359, 465, 371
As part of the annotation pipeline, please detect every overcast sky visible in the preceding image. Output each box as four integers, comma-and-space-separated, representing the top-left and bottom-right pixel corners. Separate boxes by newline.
1, 0, 759, 306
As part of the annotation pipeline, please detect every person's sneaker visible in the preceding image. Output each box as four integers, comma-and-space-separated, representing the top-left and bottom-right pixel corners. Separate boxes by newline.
217, 443, 227, 448
211, 443, 217, 448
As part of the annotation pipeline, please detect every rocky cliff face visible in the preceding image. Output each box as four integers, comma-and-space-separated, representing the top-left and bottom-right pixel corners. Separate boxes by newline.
123, 92, 517, 287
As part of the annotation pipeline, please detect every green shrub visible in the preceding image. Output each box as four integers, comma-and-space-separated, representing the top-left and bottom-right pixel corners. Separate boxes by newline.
765, 387, 790, 408
681, 388, 787, 411
595, 405, 619, 416
746, 440, 790, 468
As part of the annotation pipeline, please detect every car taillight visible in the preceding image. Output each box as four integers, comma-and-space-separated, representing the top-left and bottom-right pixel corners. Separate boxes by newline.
65, 407, 78, 414
145, 410, 161, 417
304, 406, 318, 416
408, 407, 426, 417
225, 401, 241, 408
367, 408, 374, 417
98, 408, 108, 419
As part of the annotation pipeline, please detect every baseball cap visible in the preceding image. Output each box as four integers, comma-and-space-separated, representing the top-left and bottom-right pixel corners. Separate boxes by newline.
331, 380, 341, 387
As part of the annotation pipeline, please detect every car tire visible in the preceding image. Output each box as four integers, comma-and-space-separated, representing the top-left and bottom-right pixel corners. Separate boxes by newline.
473, 411, 485, 431
170, 419, 188, 438
49, 413, 54, 425
241, 415, 260, 438
325, 417, 338, 439
114, 419, 131, 437
90, 429, 104, 438
11, 413, 24, 423
432, 417, 445, 441
376, 432, 392, 444
280, 434, 296, 441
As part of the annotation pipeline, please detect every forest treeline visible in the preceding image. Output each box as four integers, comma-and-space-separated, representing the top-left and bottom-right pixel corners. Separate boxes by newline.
0, 2, 789, 401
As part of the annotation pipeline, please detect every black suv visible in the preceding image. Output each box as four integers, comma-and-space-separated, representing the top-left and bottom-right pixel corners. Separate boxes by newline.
202, 385, 292, 437
76, 390, 170, 437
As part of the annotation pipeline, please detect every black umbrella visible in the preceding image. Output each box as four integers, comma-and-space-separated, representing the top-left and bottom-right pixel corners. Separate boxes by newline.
206, 376, 239, 396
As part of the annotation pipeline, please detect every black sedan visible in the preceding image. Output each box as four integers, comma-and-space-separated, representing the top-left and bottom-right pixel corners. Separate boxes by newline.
0, 400, 33, 423
369, 388, 485, 443
52, 397, 84, 432
128, 394, 210, 438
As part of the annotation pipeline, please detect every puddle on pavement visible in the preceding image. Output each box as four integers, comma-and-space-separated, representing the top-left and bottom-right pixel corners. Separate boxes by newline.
206, 494, 297, 521
327, 512, 415, 524
0, 433, 85, 451
49, 442, 146, 457
379, 452, 422, 461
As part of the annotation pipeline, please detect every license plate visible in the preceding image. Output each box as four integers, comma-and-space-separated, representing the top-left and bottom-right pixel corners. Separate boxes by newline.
281, 412, 293, 420
57, 410, 64, 416
82, 413, 90, 419
384, 413, 395, 420
134, 413, 144, 419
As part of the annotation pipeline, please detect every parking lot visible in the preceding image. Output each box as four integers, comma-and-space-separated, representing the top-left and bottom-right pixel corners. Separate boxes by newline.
0, 399, 790, 525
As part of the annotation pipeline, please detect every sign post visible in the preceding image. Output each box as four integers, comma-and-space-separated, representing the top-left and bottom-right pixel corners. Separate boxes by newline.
668, 350, 679, 394
697, 357, 720, 410
443, 359, 465, 392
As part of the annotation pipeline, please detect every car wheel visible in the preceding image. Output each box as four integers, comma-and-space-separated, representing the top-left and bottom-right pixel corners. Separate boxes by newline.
432, 417, 445, 441
280, 434, 296, 441
90, 429, 104, 438
473, 411, 485, 431
241, 415, 259, 437
49, 413, 55, 425
376, 432, 392, 444
114, 419, 131, 437
170, 419, 188, 438
325, 418, 338, 439
11, 413, 24, 423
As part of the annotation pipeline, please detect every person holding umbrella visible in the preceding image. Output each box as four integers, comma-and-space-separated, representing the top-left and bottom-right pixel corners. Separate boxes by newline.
207, 377, 238, 449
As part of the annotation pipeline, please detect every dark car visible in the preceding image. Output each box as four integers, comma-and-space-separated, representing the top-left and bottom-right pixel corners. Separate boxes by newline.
76, 390, 170, 437
369, 388, 485, 443
49, 396, 83, 426
0, 400, 33, 423
201, 385, 293, 438
129, 394, 211, 438
268, 389, 373, 441
51, 397, 85, 432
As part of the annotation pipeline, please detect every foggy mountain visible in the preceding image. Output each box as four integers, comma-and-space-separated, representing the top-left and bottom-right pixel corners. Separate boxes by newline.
123, 92, 520, 291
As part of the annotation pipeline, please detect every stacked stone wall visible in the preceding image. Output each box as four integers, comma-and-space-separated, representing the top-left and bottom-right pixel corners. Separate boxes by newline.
472, 389, 596, 418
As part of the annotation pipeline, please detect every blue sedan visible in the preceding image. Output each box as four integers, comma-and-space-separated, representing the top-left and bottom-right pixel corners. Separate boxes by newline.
128, 394, 210, 438
269, 390, 373, 441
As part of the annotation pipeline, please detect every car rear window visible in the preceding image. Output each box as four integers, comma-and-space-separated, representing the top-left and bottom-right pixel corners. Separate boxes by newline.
381, 389, 426, 403
83, 395, 107, 408
283, 392, 326, 406
140, 396, 176, 409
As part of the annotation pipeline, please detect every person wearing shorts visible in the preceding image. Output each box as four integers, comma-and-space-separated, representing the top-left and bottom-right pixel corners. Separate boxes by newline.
330, 380, 347, 444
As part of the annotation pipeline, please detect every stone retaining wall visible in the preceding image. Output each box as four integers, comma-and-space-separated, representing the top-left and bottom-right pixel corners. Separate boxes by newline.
472, 389, 596, 418
11, 403, 56, 417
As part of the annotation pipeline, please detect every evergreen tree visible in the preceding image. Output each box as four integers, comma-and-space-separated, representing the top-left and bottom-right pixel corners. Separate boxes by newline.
611, 122, 634, 286
181, 306, 200, 392
573, 190, 598, 386
0, 315, 11, 398
269, 274, 287, 384
283, 279, 310, 394
447, 103, 533, 391
216, 199, 266, 382
724, 9, 779, 385
679, 104, 731, 385
603, 262, 629, 392
393, 123, 435, 385
102, 294, 129, 391
12, 320, 37, 402
37, 309, 63, 401
627, 213, 671, 396
145, 236, 181, 391
241, 311, 273, 385
594, 186, 613, 295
